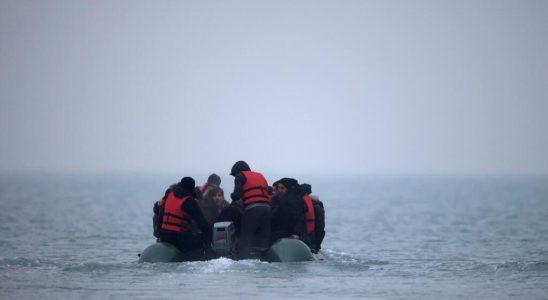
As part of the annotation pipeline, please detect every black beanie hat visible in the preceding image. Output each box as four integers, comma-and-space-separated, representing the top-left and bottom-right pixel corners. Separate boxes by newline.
301, 183, 312, 195
230, 160, 250, 176
207, 173, 221, 185
278, 177, 299, 190
179, 177, 195, 190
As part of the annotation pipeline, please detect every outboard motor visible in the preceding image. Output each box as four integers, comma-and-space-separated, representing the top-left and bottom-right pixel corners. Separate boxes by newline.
212, 221, 236, 258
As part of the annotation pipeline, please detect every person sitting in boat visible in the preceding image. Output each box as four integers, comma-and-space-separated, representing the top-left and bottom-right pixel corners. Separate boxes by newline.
270, 178, 310, 248
199, 173, 222, 195
301, 183, 325, 253
198, 186, 229, 223
299, 183, 316, 251
230, 160, 271, 259
267, 180, 283, 222
272, 180, 285, 196
216, 198, 244, 238
152, 181, 181, 240
154, 177, 213, 257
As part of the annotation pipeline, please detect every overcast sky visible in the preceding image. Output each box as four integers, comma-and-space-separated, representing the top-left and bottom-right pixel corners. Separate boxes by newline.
1, 0, 547, 176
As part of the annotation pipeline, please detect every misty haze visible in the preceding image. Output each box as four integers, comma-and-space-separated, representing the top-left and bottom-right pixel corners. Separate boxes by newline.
1, 1, 547, 299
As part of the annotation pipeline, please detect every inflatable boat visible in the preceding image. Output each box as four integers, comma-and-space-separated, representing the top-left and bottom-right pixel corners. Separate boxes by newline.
138, 221, 314, 263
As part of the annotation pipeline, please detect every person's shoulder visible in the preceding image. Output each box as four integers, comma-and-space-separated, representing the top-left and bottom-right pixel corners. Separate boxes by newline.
182, 196, 201, 213
193, 187, 203, 199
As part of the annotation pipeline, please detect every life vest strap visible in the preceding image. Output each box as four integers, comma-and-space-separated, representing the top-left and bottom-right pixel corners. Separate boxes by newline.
242, 185, 268, 193
242, 194, 269, 201
164, 212, 190, 221
162, 221, 190, 229
243, 196, 270, 206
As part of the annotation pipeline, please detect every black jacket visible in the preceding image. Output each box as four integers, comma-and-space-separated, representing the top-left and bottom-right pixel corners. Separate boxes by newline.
230, 173, 247, 201
270, 188, 307, 238
313, 201, 325, 251
217, 201, 243, 236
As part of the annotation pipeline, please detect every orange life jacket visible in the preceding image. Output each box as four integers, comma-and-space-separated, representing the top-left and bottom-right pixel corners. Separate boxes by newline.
160, 192, 192, 233
241, 171, 270, 206
303, 195, 316, 234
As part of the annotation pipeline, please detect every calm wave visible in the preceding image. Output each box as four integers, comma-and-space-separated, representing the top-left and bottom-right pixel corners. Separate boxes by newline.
1, 173, 547, 299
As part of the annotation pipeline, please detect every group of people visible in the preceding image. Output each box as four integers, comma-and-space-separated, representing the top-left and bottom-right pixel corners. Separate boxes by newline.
152, 160, 326, 260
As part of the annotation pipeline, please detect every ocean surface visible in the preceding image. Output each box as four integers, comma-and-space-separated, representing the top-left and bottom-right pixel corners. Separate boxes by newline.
0, 173, 547, 299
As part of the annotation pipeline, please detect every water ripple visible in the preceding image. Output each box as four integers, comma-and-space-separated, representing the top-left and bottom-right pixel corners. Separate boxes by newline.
0, 257, 57, 269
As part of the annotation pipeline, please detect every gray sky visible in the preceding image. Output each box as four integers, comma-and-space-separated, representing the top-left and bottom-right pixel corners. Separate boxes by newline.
1, 0, 547, 176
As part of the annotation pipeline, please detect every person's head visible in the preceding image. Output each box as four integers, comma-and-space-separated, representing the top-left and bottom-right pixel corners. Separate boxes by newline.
204, 187, 225, 205
275, 182, 287, 195
230, 160, 250, 176
207, 173, 221, 187
275, 178, 298, 196
301, 183, 312, 195
178, 177, 195, 191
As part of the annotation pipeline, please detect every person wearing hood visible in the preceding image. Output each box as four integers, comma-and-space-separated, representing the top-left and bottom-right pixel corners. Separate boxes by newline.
153, 177, 213, 258
270, 178, 309, 247
199, 173, 222, 195
268, 179, 285, 220
230, 160, 271, 259
301, 183, 325, 253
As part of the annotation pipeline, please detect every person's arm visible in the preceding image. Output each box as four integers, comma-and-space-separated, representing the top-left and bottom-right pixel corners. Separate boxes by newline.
230, 173, 246, 201
182, 198, 212, 242
315, 205, 325, 248
153, 201, 160, 214
153, 198, 165, 239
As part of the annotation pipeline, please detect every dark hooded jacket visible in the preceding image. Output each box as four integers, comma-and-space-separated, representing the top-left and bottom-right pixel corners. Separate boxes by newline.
270, 178, 307, 242
313, 198, 325, 251
229, 161, 251, 201
301, 183, 325, 252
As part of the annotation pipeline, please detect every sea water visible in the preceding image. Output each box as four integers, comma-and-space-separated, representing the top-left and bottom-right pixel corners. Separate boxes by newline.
0, 173, 547, 299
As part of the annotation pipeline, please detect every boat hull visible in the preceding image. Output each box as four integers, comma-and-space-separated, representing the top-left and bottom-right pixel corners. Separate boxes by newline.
261, 238, 314, 262
138, 238, 313, 263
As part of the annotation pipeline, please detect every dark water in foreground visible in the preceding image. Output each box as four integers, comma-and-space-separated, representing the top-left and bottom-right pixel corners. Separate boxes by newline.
0, 173, 547, 299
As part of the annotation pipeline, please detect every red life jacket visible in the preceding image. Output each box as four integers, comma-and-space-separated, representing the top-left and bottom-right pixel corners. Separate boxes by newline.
304, 195, 316, 234
160, 192, 192, 233
241, 171, 270, 206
